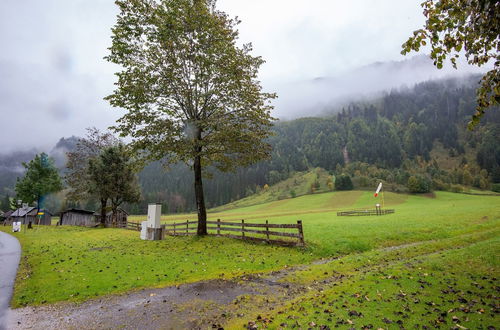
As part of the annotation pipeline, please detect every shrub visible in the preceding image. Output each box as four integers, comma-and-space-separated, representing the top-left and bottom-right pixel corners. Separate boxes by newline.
450, 184, 464, 193
407, 175, 431, 193
492, 184, 500, 193
335, 174, 354, 191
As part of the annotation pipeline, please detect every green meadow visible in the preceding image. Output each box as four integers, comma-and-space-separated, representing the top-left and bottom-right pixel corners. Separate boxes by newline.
2, 190, 499, 329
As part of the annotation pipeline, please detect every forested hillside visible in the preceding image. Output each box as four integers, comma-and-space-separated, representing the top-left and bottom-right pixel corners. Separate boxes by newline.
132, 75, 500, 214
1, 75, 499, 214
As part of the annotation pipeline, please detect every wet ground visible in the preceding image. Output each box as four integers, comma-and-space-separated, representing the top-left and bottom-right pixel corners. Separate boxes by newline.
4, 242, 432, 329
6, 269, 303, 329
0, 231, 21, 330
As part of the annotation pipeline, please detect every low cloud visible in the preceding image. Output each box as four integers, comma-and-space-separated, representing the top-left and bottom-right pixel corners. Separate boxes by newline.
269, 55, 489, 119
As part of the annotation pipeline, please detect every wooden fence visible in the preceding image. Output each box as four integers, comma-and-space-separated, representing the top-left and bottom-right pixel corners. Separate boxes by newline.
337, 209, 395, 216
125, 219, 305, 246
126, 221, 142, 231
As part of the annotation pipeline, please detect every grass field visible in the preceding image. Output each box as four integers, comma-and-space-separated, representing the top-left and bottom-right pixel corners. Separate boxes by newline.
2, 190, 499, 328
226, 229, 499, 329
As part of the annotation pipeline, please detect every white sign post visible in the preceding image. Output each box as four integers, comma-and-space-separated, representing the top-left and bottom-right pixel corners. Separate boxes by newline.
141, 204, 162, 240
12, 222, 21, 232
147, 204, 161, 229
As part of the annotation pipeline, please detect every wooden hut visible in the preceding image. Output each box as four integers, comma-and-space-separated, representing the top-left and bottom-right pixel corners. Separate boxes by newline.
0, 210, 13, 225
59, 209, 96, 227
10, 207, 52, 225
95, 208, 129, 227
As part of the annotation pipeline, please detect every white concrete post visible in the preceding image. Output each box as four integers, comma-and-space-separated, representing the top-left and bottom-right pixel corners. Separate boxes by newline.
147, 203, 161, 229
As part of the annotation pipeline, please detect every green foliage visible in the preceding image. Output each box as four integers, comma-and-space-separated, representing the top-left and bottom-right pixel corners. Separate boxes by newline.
492, 183, 500, 193
106, 0, 275, 169
15, 153, 62, 205
476, 126, 500, 181
407, 175, 431, 193
402, 0, 499, 127
334, 174, 353, 191
65, 127, 119, 203
106, 0, 275, 232
0, 194, 13, 211
450, 184, 465, 193
347, 116, 403, 167
87, 144, 141, 221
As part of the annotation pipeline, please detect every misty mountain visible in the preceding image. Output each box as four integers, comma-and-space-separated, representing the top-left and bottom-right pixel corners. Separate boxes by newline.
271, 55, 488, 119
49, 136, 79, 168
1, 72, 498, 214
0, 136, 79, 196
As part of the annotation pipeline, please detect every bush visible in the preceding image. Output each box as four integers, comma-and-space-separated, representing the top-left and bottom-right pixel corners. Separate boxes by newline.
407, 175, 431, 193
335, 174, 354, 191
432, 179, 449, 191
492, 184, 500, 193
450, 184, 464, 193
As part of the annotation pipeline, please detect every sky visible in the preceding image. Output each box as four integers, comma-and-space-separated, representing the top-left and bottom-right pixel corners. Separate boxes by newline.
0, 0, 479, 152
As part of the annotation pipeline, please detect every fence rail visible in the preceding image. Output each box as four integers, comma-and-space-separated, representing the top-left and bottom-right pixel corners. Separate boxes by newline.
126, 221, 142, 231
337, 209, 395, 216
125, 219, 305, 246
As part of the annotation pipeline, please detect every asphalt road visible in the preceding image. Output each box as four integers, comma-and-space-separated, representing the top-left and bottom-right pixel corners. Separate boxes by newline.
0, 231, 21, 330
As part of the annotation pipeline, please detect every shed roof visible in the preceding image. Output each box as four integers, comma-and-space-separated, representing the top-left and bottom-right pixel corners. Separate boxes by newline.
11, 207, 36, 217
12, 207, 52, 217
61, 208, 95, 215
1, 210, 13, 218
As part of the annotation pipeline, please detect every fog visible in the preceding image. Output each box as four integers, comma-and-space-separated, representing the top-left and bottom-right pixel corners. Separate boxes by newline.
0, 0, 488, 154
268, 55, 489, 120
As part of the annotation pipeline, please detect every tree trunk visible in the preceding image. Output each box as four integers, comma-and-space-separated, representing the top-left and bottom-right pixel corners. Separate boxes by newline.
100, 198, 107, 227
111, 202, 118, 228
194, 154, 207, 236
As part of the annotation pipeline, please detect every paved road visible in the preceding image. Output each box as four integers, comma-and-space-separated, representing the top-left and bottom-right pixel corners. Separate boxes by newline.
0, 231, 21, 330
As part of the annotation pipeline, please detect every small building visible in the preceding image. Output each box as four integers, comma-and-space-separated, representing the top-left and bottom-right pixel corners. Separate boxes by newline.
9, 207, 52, 225
95, 208, 129, 227
59, 209, 97, 227
0, 210, 12, 225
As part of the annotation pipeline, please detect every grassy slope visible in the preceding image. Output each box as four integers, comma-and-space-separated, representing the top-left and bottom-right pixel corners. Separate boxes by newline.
227, 230, 499, 329
210, 168, 332, 212
2, 191, 499, 314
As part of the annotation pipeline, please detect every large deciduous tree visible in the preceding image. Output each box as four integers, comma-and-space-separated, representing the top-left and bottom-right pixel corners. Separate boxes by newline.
87, 144, 141, 226
105, 0, 276, 235
401, 0, 499, 128
66, 127, 119, 218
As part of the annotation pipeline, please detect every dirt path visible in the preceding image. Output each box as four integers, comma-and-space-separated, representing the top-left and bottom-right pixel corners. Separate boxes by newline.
4, 242, 426, 330
7, 270, 303, 330
0, 231, 21, 330
7, 235, 485, 330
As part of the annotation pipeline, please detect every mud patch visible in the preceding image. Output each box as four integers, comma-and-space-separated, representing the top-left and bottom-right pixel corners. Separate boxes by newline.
7, 278, 289, 330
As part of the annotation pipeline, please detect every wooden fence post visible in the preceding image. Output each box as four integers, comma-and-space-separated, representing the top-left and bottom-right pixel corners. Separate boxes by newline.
173, 221, 176, 236
217, 218, 221, 236
241, 219, 245, 239
297, 220, 305, 246
186, 220, 189, 234
265, 220, 270, 243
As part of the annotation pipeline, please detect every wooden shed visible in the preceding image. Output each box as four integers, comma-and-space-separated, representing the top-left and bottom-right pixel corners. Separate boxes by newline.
10, 207, 52, 225
95, 208, 129, 228
0, 210, 13, 225
59, 209, 96, 227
